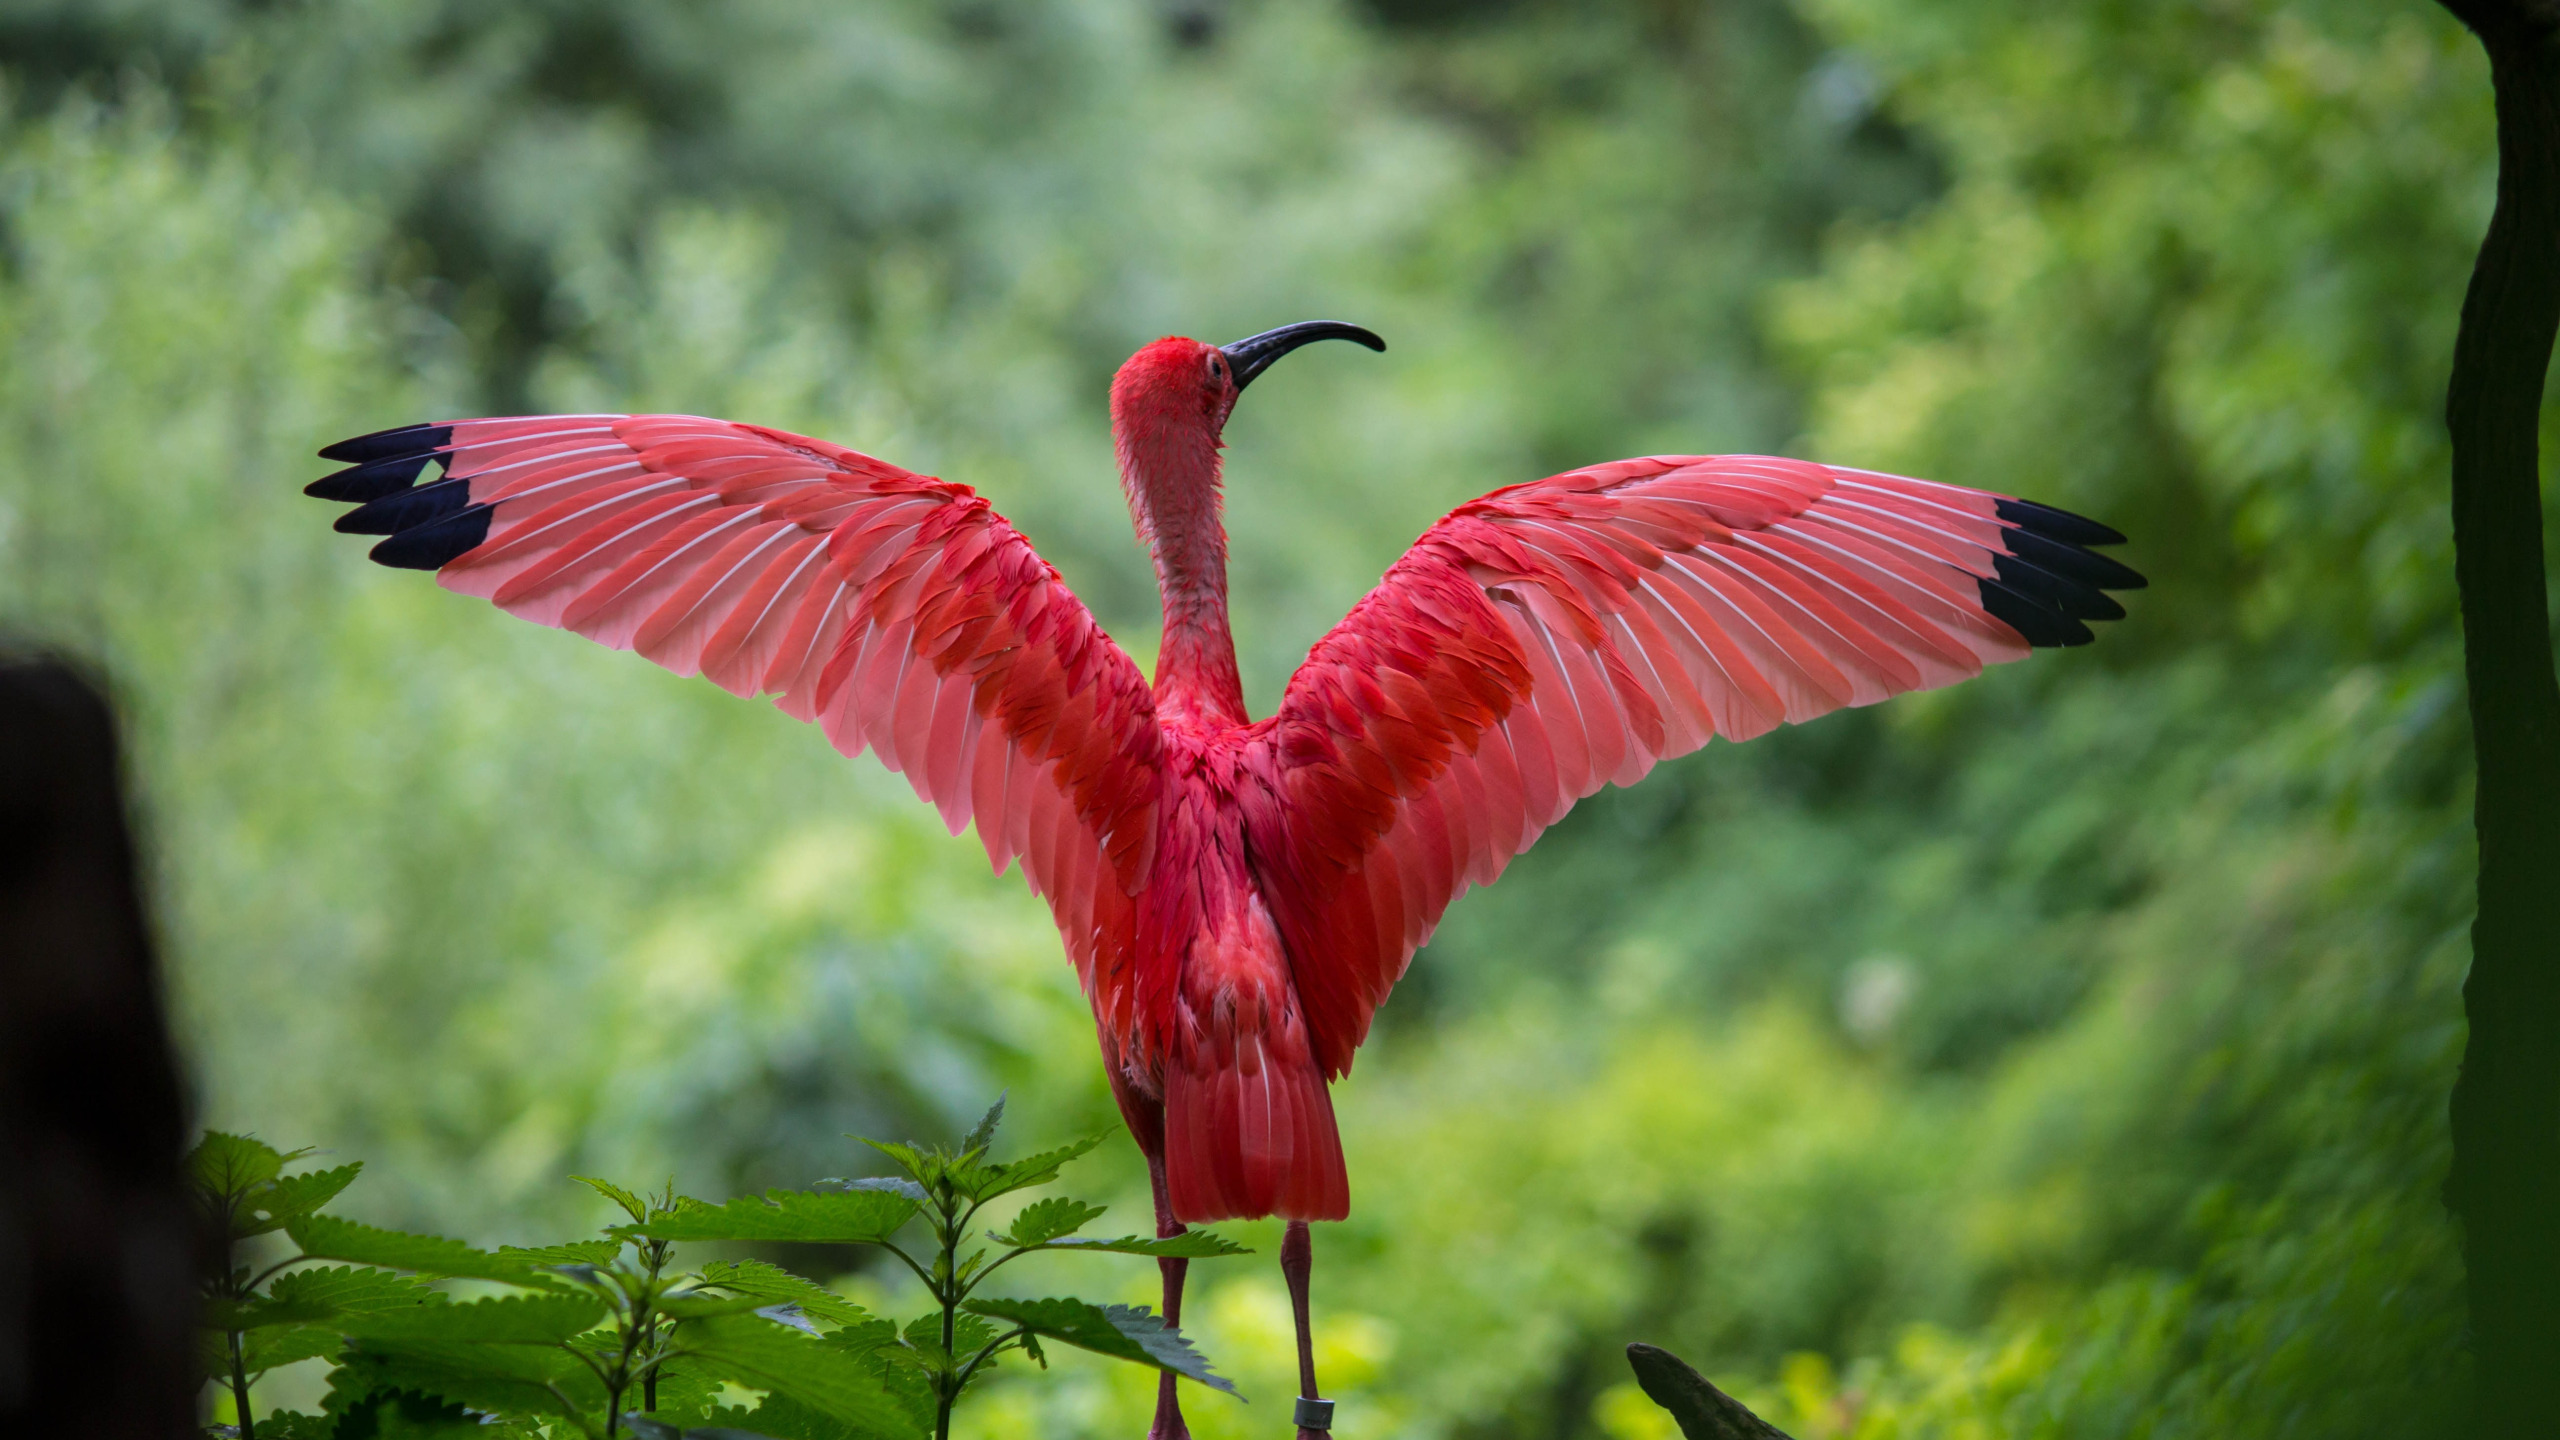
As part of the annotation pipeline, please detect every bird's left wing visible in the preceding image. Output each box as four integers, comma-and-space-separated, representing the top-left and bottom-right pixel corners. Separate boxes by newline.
1238, 454, 2144, 1077
309, 415, 1163, 1025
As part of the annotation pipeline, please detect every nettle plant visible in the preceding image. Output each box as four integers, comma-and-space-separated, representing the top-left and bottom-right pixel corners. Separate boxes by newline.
192, 1099, 1246, 1440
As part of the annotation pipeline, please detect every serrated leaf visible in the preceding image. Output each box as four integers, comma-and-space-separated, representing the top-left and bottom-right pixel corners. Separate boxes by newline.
221, 1265, 442, 1331
328, 1344, 597, 1423
696, 1260, 876, 1329
287, 1215, 554, 1287
952, 1133, 1107, 1202
854, 1138, 934, 1188
251, 1412, 342, 1440
238, 1322, 344, 1374
896, 1310, 999, 1371
189, 1131, 295, 1196
676, 1312, 924, 1440
341, 1292, 608, 1345
816, 1176, 930, 1204
960, 1297, 1238, 1397
655, 1290, 776, 1320
623, 1416, 789, 1440
960, 1094, 1006, 1154
710, 1395, 874, 1440
629, 1189, 917, 1245
499, 1239, 624, 1267
574, 1175, 652, 1225
240, 1163, 363, 1234
757, 1303, 820, 1335
1043, 1229, 1252, 1259
995, 1197, 1105, 1246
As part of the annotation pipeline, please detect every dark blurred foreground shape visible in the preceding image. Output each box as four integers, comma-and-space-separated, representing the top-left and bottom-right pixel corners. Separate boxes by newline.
0, 657, 197, 1435
2433, 0, 2560, 1431
1625, 1344, 1792, 1440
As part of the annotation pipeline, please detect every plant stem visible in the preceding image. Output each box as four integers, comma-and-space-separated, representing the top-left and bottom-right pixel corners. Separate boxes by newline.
227, 1325, 257, 1440
2433, 0, 2560, 1428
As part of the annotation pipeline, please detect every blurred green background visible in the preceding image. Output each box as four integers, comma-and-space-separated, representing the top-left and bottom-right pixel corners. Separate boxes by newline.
0, 0, 2527, 1434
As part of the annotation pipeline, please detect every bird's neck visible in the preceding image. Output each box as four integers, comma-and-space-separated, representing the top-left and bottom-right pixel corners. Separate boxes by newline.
1118, 422, 1247, 729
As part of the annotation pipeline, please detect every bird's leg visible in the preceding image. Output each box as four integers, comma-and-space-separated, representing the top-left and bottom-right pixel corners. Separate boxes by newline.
1148, 1150, 1192, 1440
1283, 1221, 1330, 1438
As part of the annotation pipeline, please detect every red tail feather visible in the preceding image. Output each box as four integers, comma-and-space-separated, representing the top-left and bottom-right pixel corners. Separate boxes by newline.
1164, 1047, 1347, 1224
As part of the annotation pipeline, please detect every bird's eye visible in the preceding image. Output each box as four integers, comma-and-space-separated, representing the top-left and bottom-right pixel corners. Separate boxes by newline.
1207, 353, 1229, 386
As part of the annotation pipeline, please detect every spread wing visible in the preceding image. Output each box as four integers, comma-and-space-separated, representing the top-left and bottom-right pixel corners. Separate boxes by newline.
309, 415, 1163, 1027
1240, 454, 2145, 1076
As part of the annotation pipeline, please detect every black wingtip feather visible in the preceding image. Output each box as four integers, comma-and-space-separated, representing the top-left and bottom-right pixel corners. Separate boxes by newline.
335, 476, 476, 536
368, 504, 493, 570
1996, 496, 2126, 547
307, 451, 448, 502
1980, 578, 2096, 647
319, 422, 452, 465
1999, 524, 2147, 592
1976, 494, 2145, 648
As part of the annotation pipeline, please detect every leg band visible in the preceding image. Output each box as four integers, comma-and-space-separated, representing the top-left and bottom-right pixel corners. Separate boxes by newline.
1294, 1396, 1335, 1430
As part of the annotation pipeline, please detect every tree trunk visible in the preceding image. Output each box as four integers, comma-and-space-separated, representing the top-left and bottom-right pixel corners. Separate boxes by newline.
2435, 1, 2560, 1430
0, 656, 199, 1436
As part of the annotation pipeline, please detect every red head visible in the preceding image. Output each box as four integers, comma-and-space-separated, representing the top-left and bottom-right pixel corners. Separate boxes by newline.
1107, 322, 1383, 726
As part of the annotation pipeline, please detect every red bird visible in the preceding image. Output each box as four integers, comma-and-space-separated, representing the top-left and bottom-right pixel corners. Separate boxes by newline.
310, 321, 2139, 1438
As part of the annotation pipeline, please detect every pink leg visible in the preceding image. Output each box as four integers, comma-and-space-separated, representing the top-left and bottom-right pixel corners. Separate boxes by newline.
1284, 1221, 1330, 1437
1148, 1151, 1192, 1440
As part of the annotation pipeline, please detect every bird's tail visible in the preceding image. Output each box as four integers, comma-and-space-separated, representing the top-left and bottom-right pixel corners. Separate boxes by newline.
1163, 1045, 1348, 1224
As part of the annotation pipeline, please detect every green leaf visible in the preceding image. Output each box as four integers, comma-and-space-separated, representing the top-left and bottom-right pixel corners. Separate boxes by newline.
948, 1133, 1108, 1203
238, 1322, 344, 1374
340, 1292, 608, 1345
220, 1265, 443, 1331
1042, 1229, 1252, 1259
628, 1189, 917, 1245
993, 1197, 1105, 1246
894, 1310, 999, 1373
706, 1395, 876, 1440
959, 1297, 1238, 1397
815, 1176, 929, 1205
189, 1130, 296, 1197
676, 1312, 925, 1440
327, 1344, 597, 1424
573, 1175, 652, 1225
498, 1239, 624, 1267
251, 1412, 343, 1440
960, 1093, 1006, 1155
1623, 1343, 1794, 1440
240, 1163, 364, 1235
623, 1417, 788, 1440
287, 1215, 555, 1287
695, 1260, 877, 1329
853, 1139, 935, 1189
655, 1290, 778, 1320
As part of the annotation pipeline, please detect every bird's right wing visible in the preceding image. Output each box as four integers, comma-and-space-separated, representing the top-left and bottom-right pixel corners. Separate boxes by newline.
1240, 454, 2144, 1077
308, 415, 1164, 1026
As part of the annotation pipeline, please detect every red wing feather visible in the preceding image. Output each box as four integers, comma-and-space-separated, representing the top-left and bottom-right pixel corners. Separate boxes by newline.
311, 415, 1163, 1014
1245, 454, 2143, 1078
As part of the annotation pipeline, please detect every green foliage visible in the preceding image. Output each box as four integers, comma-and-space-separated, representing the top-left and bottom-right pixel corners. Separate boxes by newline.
958, 1299, 1237, 1397
628, 1192, 920, 1247
186, 1111, 1236, 1439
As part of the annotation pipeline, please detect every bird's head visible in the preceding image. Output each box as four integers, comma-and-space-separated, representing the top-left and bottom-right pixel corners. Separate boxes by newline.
1109, 322, 1385, 530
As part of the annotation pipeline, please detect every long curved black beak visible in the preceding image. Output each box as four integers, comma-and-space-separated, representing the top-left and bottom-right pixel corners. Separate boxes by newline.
1220, 320, 1386, 391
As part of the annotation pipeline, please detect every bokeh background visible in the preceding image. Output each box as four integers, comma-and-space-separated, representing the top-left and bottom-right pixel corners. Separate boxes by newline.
0, 0, 2524, 1434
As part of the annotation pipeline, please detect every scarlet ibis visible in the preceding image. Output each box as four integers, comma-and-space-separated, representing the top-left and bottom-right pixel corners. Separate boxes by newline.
309, 320, 2140, 1437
